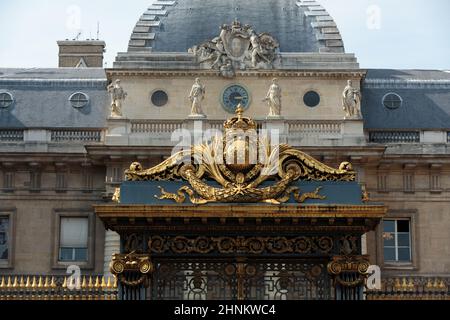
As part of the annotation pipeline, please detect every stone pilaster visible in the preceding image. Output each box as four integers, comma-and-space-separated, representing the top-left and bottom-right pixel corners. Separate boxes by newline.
103, 230, 121, 278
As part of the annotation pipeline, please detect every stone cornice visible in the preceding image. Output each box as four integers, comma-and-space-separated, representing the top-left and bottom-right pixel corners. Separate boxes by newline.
94, 204, 387, 219
106, 69, 366, 79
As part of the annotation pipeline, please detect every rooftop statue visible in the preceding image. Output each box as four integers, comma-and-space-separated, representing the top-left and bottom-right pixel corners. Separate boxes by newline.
107, 80, 127, 118
343, 80, 362, 119
189, 20, 279, 78
189, 78, 206, 117
264, 78, 282, 118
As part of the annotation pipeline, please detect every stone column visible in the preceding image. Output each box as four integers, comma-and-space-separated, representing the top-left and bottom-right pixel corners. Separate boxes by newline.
103, 230, 121, 278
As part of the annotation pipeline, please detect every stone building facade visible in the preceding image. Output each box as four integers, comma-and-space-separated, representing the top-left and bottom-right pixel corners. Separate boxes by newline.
0, 0, 449, 299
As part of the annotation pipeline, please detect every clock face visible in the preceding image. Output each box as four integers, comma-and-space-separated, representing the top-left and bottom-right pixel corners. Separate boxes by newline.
221, 85, 251, 113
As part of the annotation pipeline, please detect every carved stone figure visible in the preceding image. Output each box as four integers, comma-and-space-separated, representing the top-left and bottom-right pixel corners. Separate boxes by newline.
189, 78, 206, 117
264, 78, 282, 117
342, 80, 362, 119
220, 59, 235, 78
189, 20, 279, 78
249, 29, 275, 68
107, 80, 127, 118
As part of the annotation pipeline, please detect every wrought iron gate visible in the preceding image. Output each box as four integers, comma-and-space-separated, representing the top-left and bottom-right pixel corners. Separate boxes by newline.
149, 260, 332, 300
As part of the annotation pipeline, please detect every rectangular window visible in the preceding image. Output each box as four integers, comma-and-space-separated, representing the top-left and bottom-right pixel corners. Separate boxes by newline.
377, 173, 387, 192
112, 167, 123, 183
403, 173, 414, 193
59, 217, 88, 262
0, 217, 9, 261
56, 172, 67, 192
383, 219, 411, 263
3, 172, 14, 191
430, 173, 441, 191
82, 170, 93, 192
30, 171, 41, 191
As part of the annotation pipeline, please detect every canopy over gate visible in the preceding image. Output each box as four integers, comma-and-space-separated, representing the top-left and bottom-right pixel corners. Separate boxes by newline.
95, 107, 386, 300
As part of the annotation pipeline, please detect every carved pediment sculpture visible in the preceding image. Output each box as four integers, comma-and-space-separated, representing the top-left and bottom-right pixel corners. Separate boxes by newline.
189, 19, 280, 78
125, 106, 355, 205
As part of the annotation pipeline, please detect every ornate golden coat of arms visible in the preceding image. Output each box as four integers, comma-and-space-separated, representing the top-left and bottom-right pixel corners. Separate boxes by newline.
125, 106, 355, 205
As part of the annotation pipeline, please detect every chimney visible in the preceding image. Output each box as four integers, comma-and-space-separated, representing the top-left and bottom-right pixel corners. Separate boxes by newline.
57, 40, 106, 68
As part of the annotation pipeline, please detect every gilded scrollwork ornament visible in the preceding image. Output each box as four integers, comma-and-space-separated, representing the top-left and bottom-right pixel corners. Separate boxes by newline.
126, 107, 355, 205
148, 235, 334, 255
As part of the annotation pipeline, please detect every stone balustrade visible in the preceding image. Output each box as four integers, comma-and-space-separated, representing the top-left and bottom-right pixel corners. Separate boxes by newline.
0, 275, 118, 301
287, 120, 342, 136
131, 120, 183, 134
0, 129, 103, 144
2, 125, 449, 147
0, 130, 25, 142
51, 130, 103, 142
369, 131, 421, 144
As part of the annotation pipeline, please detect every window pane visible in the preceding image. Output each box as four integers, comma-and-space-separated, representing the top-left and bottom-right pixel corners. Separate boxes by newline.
384, 247, 396, 261
59, 248, 74, 261
397, 233, 411, 247
398, 248, 411, 262
383, 220, 395, 233
397, 220, 410, 233
0, 218, 9, 260
60, 218, 88, 247
75, 248, 88, 261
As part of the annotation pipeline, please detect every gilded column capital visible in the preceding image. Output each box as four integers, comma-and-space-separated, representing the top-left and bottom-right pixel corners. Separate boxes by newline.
110, 252, 154, 288
327, 255, 370, 288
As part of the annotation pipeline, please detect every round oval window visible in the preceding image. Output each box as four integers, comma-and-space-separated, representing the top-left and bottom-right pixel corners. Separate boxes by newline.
383, 93, 402, 110
69, 92, 89, 109
303, 91, 320, 108
0, 92, 14, 108
151, 90, 169, 107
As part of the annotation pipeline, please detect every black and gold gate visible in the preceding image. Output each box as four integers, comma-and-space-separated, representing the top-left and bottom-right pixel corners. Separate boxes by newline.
150, 259, 331, 300
95, 108, 386, 301
99, 210, 384, 301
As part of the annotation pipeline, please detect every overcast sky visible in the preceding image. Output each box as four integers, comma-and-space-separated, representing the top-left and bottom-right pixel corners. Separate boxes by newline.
0, 0, 449, 69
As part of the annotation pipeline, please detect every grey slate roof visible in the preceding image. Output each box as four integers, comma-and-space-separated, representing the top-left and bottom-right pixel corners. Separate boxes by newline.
0, 68, 107, 80
0, 68, 108, 129
1, 67, 449, 132
362, 70, 450, 130
127, 0, 345, 53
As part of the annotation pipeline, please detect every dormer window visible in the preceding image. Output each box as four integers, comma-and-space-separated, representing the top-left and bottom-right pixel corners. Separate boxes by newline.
69, 92, 89, 109
0, 92, 14, 108
383, 93, 402, 110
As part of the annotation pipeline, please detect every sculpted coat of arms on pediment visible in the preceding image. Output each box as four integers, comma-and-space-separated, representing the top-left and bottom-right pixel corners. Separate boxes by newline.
189, 19, 280, 78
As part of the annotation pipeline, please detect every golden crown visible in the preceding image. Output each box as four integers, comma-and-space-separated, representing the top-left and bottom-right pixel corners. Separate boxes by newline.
223, 104, 257, 132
